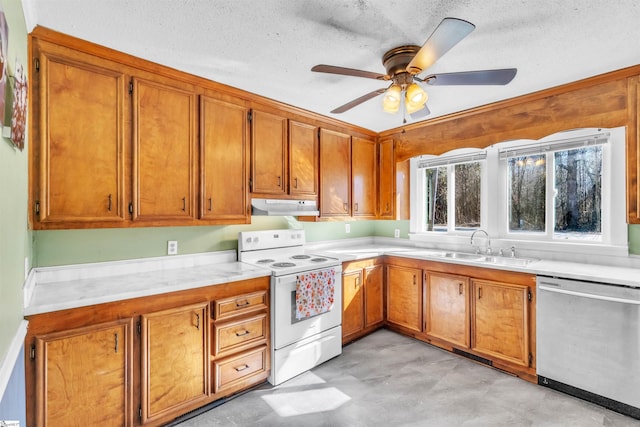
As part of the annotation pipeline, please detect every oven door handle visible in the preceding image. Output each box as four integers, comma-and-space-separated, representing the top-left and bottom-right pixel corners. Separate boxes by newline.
539, 285, 640, 305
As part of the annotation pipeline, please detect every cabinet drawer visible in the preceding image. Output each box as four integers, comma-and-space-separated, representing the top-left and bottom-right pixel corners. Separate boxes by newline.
213, 290, 268, 320
213, 313, 267, 356
213, 345, 268, 393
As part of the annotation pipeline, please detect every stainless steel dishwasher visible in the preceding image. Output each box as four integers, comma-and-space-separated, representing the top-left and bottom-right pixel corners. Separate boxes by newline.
537, 276, 640, 419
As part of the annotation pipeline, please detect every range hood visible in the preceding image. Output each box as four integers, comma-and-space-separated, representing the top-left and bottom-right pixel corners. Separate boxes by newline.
251, 198, 320, 216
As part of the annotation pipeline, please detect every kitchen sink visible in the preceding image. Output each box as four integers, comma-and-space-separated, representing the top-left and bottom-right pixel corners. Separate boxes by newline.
390, 249, 539, 267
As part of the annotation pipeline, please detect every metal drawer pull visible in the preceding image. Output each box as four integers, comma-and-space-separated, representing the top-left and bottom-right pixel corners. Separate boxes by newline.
114, 332, 119, 353
343, 202, 348, 212
235, 330, 251, 337
294, 177, 298, 188
413, 275, 416, 285
236, 300, 250, 308
234, 364, 250, 372
478, 287, 482, 299
108, 194, 112, 212
354, 202, 359, 212
182, 197, 186, 211
277, 176, 281, 186
208, 197, 212, 211
459, 283, 463, 295
195, 313, 200, 330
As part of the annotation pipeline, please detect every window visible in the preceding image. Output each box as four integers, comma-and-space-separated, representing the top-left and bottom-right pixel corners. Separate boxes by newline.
410, 128, 627, 253
500, 133, 608, 241
414, 150, 485, 233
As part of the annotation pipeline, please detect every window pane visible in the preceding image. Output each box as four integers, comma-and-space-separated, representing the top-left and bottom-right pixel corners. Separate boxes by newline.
554, 146, 602, 239
454, 162, 481, 230
424, 167, 447, 231
508, 155, 546, 232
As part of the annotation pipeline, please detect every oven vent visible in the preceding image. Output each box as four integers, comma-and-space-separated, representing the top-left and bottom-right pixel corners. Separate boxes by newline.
452, 348, 493, 366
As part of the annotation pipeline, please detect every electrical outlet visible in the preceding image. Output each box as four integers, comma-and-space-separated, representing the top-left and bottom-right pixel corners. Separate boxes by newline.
394, 229, 400, 238
167, 240, 178, 255
345, 223, 351, 233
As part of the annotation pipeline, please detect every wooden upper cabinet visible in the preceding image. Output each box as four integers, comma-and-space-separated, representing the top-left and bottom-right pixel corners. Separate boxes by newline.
426, 272, 470, 348
289, 120, 318, 196
35, 319, 133, 426
319, 128, 351, 216
141, 302, 209, 424
132, 78, 197, 221
471, 279, 530, 367
33, 41, 127, 226
251, 110, 287, 195
378, 138, 395, 219
200, 96, 250, 222
386, 264, 422, 333
351, 136, 377, 218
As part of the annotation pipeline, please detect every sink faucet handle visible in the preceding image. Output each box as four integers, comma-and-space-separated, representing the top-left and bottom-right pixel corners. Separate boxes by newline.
510, 245, 516, 257
499, 248, 504, 256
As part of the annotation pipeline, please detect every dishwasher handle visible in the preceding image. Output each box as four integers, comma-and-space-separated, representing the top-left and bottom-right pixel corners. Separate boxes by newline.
539, 285, 640, 305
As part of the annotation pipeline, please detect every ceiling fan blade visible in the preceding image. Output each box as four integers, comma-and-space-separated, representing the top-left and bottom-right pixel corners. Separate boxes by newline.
407, 17, 475, 74
424, 68, 517, 85
409, 103, 431, 120
330, 88, 387, 114
312, 64, 387, 80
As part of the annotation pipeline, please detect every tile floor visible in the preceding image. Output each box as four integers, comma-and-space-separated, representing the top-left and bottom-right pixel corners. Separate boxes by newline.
176, 329, 640, 426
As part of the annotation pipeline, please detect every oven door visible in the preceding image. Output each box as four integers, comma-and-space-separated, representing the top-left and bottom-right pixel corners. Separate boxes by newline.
272, 265, 342, 350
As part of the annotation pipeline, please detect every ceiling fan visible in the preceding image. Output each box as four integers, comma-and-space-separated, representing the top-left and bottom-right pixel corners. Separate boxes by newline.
311, 17, 517, 119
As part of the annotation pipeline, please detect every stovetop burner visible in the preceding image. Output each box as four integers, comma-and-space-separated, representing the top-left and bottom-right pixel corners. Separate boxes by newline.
310, 257, 328, 262
291, 255, 311, 260
272, 262, 297, 268
257, 259, 275, 264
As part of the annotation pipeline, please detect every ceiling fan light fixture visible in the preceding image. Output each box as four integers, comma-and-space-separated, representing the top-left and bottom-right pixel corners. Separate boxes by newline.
383, 84, 401, 113
405, 83, 428, 113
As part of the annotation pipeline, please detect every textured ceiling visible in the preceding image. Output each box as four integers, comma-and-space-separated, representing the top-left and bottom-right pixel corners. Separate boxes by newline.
23, 0, 640, 132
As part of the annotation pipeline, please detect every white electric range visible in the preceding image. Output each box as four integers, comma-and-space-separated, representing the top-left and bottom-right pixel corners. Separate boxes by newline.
238, 229, 342, 385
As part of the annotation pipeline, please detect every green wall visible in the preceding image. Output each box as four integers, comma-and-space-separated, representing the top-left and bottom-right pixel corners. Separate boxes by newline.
0, 0, 28, 372
32, 218, 640, 267
33, 218, 378, 267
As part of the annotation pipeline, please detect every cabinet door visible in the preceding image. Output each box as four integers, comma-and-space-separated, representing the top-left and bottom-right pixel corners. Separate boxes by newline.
289, 120, 318, 196
200, 96, 249, 222
342, 269, 365, 340
35, 319, 133, 426
426, 272, 470, 348
34, 42, 127, 225
364, 264, 384, 328
319, 129, 351, 216
141, 302, 208, 423
471, 279, 530, 366
378, 138, 395, 219
386, 265, 422, 333
133, 78, 197, 221
251, 110, 287, 194
351, 136, 377, 218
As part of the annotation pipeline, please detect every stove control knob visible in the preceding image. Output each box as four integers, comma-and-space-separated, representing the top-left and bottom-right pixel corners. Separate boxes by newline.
252, 237, 259, 243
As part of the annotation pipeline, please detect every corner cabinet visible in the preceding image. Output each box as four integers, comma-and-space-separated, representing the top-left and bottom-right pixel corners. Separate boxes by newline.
31, 38, 129, 227
342, 259, 384, 344
200, 95, 250, 222
24, 276, 270, 427
132, 77, 197, 222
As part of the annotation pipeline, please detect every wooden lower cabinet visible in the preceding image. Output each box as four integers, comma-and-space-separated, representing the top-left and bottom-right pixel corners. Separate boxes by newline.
34, 318, 134, 426
25, 277, 270, 427
425, 272, 470, 348
141, 303, 208, 424
342, 260, 384, 344
471, 279, 530, 367
386, 264, 423, 333
384, 256, 536, 382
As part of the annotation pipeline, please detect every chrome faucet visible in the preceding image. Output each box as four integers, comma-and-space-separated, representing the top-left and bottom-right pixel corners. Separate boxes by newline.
470, 229, 491, 255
